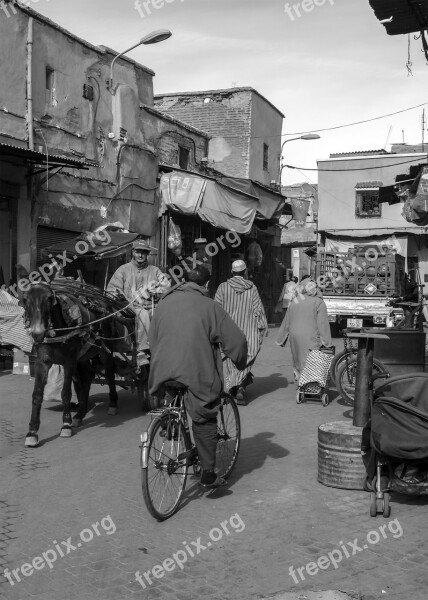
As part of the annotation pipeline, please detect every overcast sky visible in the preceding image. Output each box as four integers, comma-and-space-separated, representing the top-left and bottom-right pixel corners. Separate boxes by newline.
27, 0, 428, 184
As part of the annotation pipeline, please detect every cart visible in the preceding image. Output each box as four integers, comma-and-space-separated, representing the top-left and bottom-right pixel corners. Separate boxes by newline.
296, 346, 335, 406
42, 231, 159, 411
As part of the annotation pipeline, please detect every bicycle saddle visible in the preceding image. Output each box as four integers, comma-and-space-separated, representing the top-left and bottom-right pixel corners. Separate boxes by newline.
163, 380, 187, 390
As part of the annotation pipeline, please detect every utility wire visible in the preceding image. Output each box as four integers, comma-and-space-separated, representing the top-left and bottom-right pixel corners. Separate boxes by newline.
210, 100, 428, 140
285, 157, 428, 172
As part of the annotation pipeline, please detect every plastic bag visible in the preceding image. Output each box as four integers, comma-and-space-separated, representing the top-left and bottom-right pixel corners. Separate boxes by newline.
168, 219, 182, 256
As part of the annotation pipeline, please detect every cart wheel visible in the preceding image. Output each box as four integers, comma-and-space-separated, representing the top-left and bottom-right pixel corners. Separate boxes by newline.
296, 391, 304, 404
370, 492, 378, 517
382, 492, 391, 518
321, 392, 329, 407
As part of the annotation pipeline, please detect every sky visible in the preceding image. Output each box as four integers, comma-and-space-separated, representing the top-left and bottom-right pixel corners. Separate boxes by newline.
21, 0, 428, 185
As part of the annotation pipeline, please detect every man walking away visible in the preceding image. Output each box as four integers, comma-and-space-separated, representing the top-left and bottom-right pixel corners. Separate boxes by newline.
215, 260, 267, 406
148, 266, 247, 488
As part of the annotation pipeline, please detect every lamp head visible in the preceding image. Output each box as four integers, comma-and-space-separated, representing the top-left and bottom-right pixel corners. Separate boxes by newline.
300, 133, 320, 140
140, 30, 172, 45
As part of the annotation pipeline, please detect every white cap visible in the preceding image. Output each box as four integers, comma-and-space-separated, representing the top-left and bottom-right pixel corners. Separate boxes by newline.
231, 259, 247, 273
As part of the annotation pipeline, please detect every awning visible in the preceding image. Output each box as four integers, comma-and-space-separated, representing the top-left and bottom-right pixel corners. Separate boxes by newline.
324, 234, 408, 257
37, 174, 157, 236
324, 228, 428, 237
159, 171, 288, 234
0, 142, 90, 169
214, 176, 288, 219
41, 232, 141, 260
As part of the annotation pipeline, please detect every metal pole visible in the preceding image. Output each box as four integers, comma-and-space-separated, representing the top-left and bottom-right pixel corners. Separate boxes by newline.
353, 337, 373, 427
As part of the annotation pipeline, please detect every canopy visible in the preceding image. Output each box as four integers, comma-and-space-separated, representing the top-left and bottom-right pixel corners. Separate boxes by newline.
41, 232, 141, 260
159, 171, 288, 234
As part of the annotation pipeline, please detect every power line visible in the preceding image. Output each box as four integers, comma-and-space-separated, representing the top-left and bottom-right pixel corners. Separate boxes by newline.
284, 101, 428, 136
210, 100, 428, 140
285, 157, 428, 172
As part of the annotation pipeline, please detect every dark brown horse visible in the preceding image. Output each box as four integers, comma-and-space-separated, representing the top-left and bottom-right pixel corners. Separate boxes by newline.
22, 281, 129, 447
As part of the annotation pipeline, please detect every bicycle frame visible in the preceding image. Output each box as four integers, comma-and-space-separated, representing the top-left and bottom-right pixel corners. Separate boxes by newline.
140, 392, 191, 469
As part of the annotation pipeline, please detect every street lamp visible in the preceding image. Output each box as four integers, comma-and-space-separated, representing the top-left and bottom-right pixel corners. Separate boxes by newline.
279, 133, 320, 184
106, 29, 172, 90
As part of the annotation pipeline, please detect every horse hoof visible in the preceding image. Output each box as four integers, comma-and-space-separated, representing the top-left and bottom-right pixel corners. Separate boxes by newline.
72, 417, 82, 428
107, 407, 118, 416
25, 433, 39, 447
60, 425, 73, 438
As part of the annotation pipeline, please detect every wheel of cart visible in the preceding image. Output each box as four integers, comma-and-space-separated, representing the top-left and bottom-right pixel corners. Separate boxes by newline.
297, 346, 335, 406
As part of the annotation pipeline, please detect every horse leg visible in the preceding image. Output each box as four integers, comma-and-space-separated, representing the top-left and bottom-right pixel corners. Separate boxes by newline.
25, 359, 51, 447
72, 362, 92, 427
106, 354, 119, 416
60, 365, 74, 438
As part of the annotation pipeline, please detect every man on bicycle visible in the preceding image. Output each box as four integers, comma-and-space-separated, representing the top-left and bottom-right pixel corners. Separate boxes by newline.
148, 266, 247, 487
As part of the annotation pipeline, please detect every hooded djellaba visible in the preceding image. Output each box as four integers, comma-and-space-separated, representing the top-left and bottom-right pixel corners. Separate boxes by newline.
276, 277, 331, 381
214, 260, 267, 405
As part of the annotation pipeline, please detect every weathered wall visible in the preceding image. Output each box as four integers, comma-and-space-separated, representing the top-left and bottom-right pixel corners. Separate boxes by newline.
249, 93, 282, 186
142, 106, 209, 174
0, 5, 161, 259
318, 154, 427, 231
0, 10, 28, 141
154, 90, 252, 178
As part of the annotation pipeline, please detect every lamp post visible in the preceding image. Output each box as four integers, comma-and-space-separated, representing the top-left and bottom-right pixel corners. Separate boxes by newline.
278, 133, 320, 185
106, 29, 172, 91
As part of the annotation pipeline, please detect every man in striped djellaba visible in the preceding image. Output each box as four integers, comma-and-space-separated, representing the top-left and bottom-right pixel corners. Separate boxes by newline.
215, 260, 267, 405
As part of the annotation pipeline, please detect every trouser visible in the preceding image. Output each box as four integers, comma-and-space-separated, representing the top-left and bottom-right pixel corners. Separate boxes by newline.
192, 417, 218, 472
134, 307, 151, 352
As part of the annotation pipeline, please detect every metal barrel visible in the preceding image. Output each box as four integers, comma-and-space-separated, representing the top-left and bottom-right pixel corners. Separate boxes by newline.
318, 421, 366, 489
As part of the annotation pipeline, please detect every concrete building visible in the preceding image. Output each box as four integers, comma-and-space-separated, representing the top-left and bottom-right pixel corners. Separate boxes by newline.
317, 149, 428, 291
154, 88, 284, 187
0, 1, 161, 283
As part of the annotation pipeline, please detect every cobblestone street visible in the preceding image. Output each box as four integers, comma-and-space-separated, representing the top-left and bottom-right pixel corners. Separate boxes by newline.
1, 329, 427, 600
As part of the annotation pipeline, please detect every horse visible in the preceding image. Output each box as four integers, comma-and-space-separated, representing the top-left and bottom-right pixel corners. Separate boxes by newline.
22, 280, 132, 447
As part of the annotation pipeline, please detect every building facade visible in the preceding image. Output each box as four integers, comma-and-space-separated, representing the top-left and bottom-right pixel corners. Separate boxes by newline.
317, 150, 428, 291
154, 88, 284, 186
0, 2, 160, 284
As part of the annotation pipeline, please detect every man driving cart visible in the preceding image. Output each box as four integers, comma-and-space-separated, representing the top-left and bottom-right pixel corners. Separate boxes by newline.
107, 239, 170, 365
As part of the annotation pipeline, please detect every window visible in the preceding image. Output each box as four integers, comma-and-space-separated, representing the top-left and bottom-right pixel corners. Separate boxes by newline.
355, 182, 382, 218
45, 67, 55, 105
178, 146, 190, 170
263, 143, 269, 171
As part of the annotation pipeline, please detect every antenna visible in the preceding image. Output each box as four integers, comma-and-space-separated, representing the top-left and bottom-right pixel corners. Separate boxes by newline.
383, 125, 393, 150
402, 129, 405, 144
422, 109, 426, 152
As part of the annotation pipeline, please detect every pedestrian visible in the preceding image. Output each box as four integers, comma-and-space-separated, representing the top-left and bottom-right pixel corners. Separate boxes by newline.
148, 266, 247, 487
214, 260, 267, 405
276, 277, 331, 382
274, 275, 298, 320
107, 239, 170, 365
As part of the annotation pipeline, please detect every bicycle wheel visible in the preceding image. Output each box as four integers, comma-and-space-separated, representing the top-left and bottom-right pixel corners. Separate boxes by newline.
216, 393, 241, 480
330, 349, 356, 388
336, 357, 386, 405
141, 415, 191, 521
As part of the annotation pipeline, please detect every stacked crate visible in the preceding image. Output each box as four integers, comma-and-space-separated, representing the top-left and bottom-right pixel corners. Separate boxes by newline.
316, 248, 406, 296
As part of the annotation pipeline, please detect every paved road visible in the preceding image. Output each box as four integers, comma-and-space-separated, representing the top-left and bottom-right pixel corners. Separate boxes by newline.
0, 330, 427, 600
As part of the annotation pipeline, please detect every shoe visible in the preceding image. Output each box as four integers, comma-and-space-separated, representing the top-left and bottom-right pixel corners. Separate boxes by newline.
235, 387, 246, 406
137, 352, 150, 367
200, 470, 226, 488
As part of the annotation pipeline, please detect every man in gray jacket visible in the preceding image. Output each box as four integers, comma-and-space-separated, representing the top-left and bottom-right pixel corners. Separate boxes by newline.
149, 266, 247, 487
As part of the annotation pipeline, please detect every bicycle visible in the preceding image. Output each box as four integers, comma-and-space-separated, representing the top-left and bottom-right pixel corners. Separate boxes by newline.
140, 381, 241, 521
